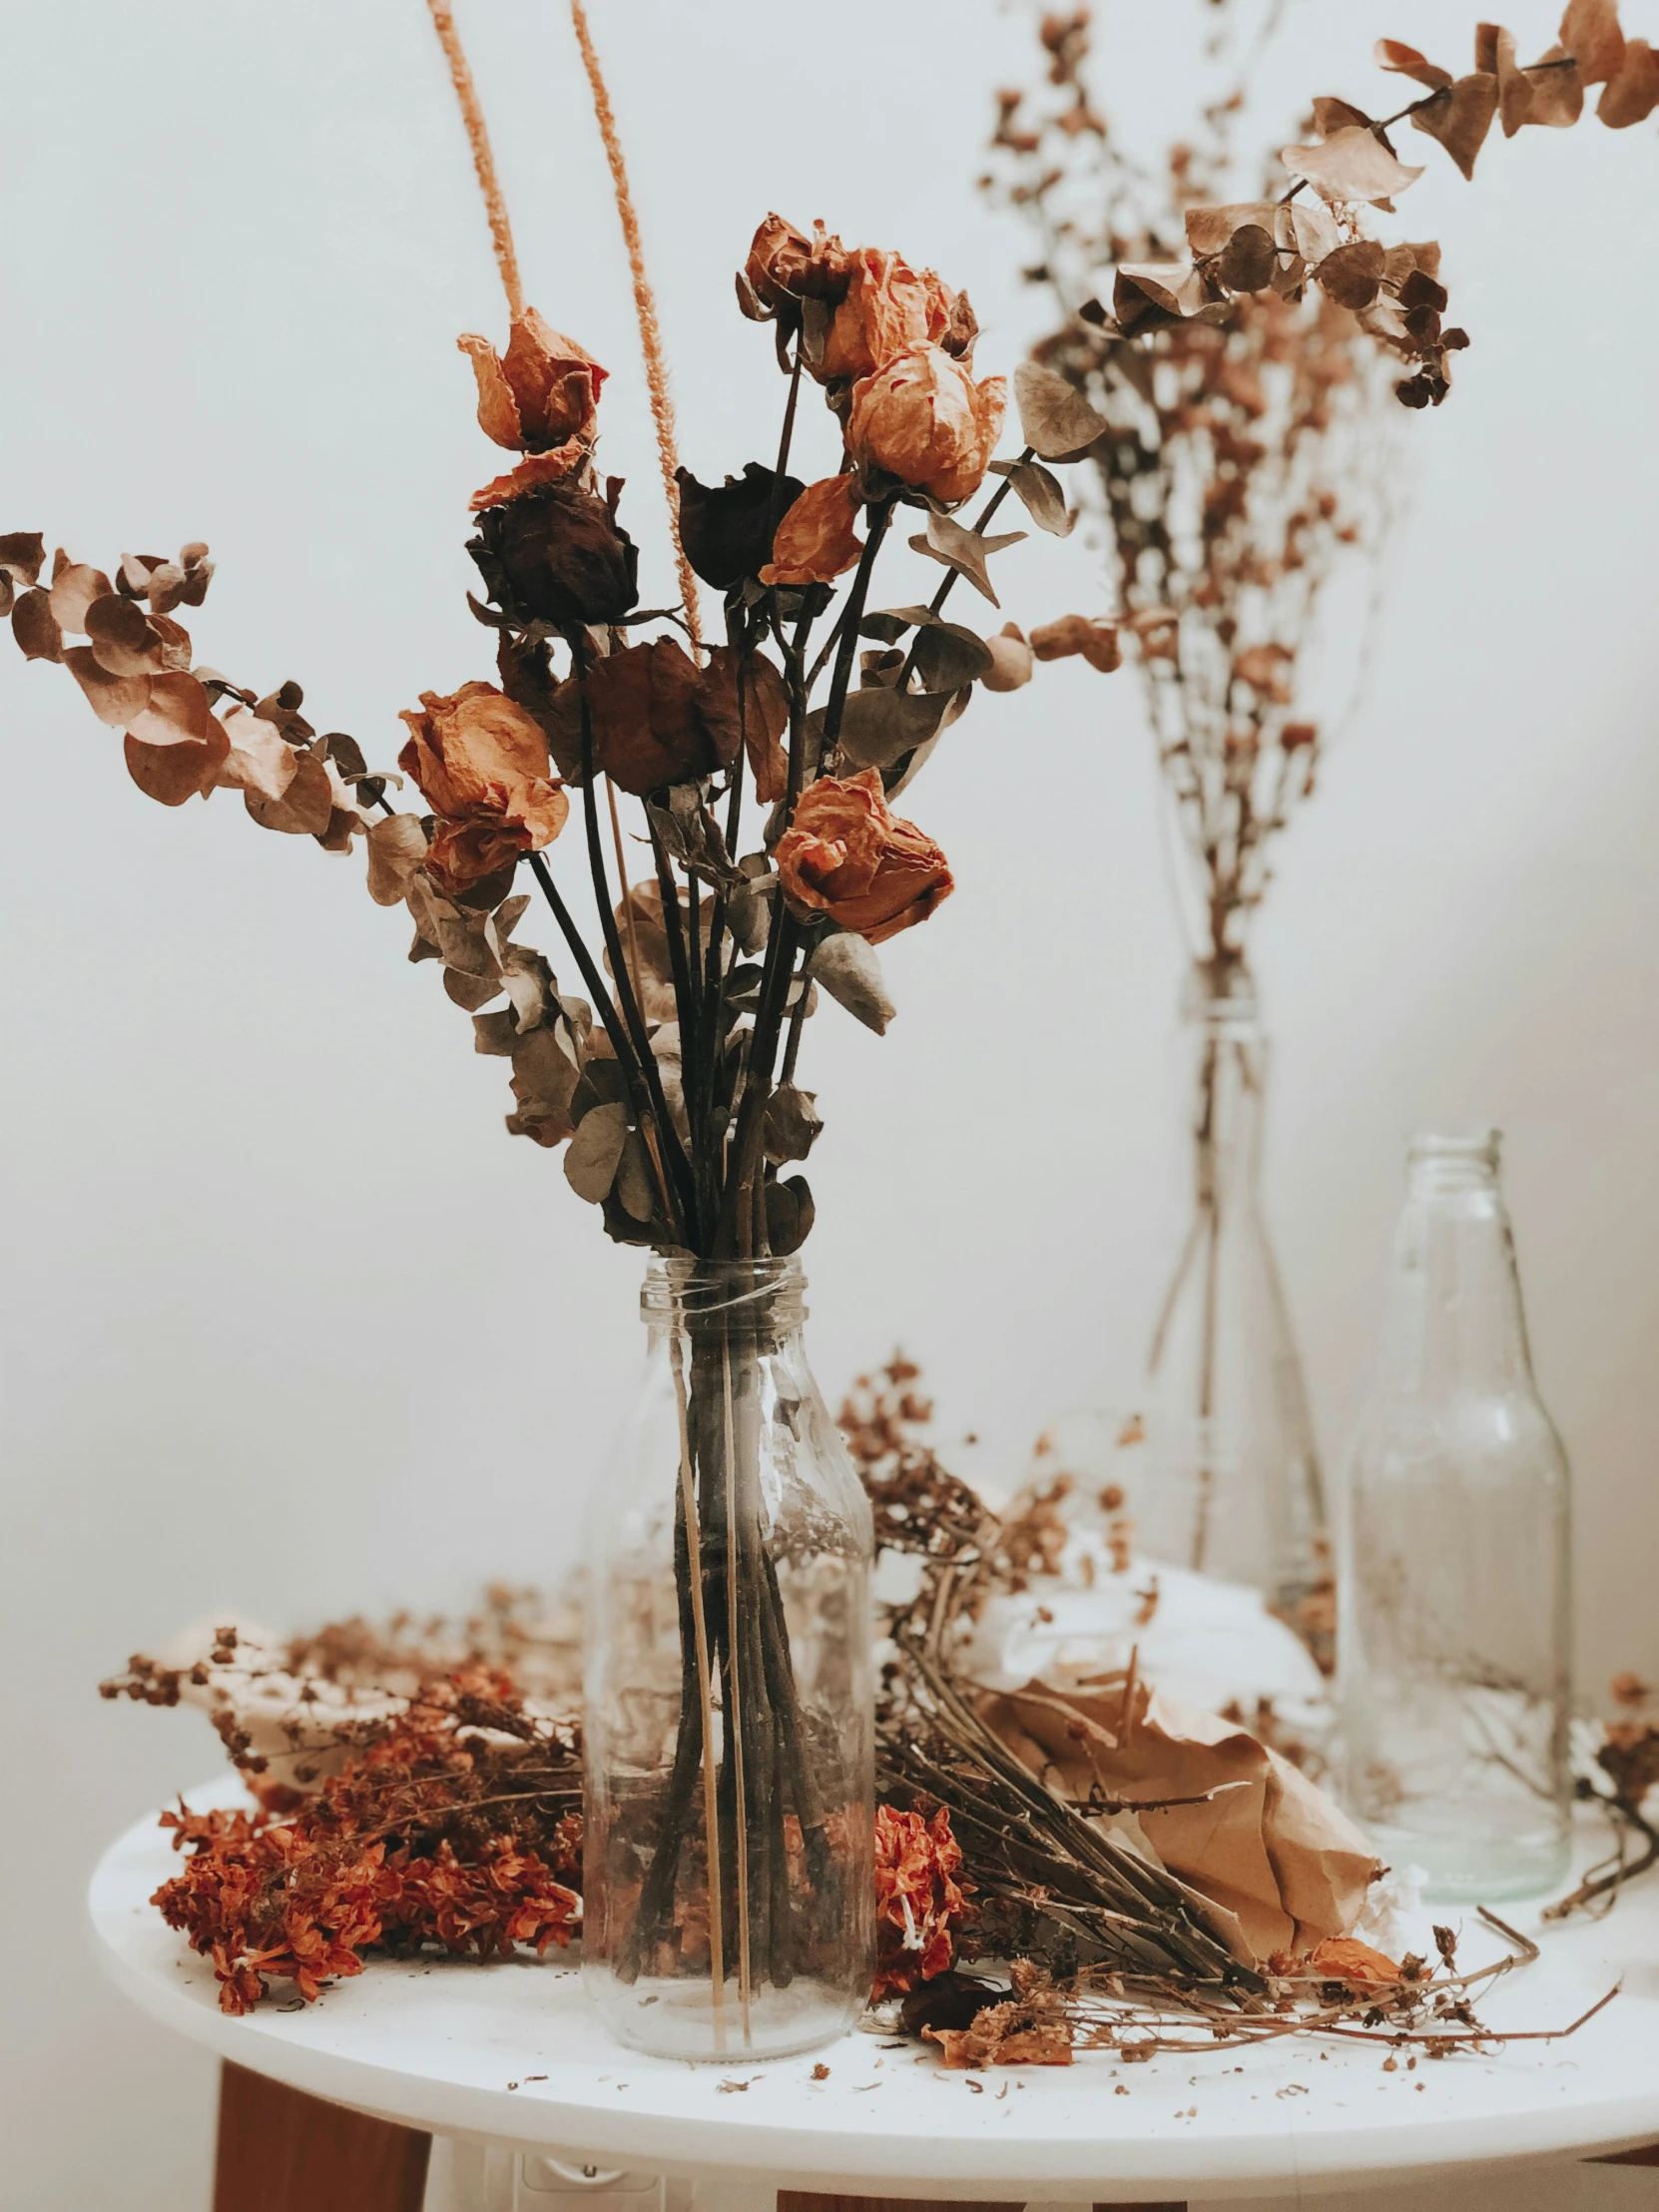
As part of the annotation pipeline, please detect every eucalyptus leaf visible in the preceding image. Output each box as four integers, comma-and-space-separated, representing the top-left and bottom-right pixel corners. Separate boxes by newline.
564, 1100, 629, 1203
907, 509, 1026, 608
859, 605, 935, 644
765, 1085, 824, 1165
615, 1130, 657, 1223
988, 458, 1077, 538
825, 685, 958, 773
809, 932, 894, 1034
1012, 361, 1112, 460
912, 622, 994, 692
766, 1174, 816, 1257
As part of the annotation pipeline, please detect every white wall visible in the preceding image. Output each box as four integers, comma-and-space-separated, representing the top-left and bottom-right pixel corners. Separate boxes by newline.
2, 3, 1657, 2203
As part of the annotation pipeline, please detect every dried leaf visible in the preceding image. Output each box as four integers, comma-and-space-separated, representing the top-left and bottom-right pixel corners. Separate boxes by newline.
1280, 125, 1425, 204
1495, 30, 1584, 130
1562, 0, 1626, 82
912, 621, 994, 693
645, 785, 742, 885
365, 815, 431, 906
614, 1131, 656, 1224
1218, 223, 1278, 291
1185, 202, 1279, 256
764, 1084, 824, 1164
444, 967, 503, 1013
1315, 239, 1387, 308
808, 931, 894, 1034
0, 532, 44, 586
1011, 361, 1110, 459
564, 1099, 629, 1202
825, 685, 960, 774
1410, 72, 1501, 174
126, 670, 215, 746
246, 750, 335, 836
1112, 261, 1216, 334
1029, 614, 1122, 673
12, 589, 63, 662
1312, 95, 1377, 134
63, 646, 152, 727
907, 508, 1025, 608
85, 594, 191, 679
987, 457, 1075, 538
1375, 37, 1453, 88
210, 705, 300, 805
502, 1019, 585, 1147
1281, 198, 1344, 267
765, 1173, 816, 1256
48, 563, 113, 636
1599, 37, 1659, 123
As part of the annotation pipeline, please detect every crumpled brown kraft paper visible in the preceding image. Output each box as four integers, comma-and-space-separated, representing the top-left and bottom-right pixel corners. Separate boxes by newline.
979, 1671, 1382, 1964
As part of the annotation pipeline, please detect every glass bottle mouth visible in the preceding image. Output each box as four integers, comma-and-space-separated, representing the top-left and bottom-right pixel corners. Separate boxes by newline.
1182, 957, 1260, 1029
641, 1253, 807, 1329
1406, 1129, 1501, 1192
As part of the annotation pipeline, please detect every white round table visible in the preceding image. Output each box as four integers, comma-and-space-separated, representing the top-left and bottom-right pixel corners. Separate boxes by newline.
89, 1780, 1659, 2208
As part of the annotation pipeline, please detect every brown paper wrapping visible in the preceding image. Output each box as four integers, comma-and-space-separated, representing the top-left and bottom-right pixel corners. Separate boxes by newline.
980, 1671, 1381, 1964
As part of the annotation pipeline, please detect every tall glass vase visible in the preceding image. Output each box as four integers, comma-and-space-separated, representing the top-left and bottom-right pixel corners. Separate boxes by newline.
582, 1256, 874, 2061
1144, 961, 1331, 1660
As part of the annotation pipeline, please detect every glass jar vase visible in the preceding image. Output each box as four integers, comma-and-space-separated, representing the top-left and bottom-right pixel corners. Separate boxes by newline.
582, 1256, 874, 2060
1144, 960, 1331, 1662
1339, 1132, 1572, 1901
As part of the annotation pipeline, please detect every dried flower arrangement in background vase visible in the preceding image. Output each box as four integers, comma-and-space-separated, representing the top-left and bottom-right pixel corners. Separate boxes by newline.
983, 4, 1404, 1660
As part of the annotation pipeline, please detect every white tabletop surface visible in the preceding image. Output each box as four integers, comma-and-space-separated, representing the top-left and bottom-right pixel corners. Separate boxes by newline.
88, 1778, 1659, 2202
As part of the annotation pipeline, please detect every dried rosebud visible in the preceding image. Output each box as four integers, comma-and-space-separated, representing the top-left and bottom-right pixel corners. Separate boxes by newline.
981, 623, 1034, 693
676, 462, 805, 591
1028, 614, 1121, 673
776, 768, 952, 945
819, 247, 958, 383
740, 214, 851, 318
469, 440, 589, 515
468, 481, 640, 630
760, 474, 864, 588
397, 680, 569, 893
846, 346, 1007, 506
457, 309, 607, 452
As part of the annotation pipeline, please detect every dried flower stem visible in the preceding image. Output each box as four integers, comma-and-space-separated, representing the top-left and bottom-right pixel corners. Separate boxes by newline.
567, 0, 702, 646
671, 1338, 727, 2045
606, 777, 646, 1005
424, 0, 525, 319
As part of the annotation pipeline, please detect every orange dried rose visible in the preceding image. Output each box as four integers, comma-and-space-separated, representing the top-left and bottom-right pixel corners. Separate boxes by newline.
397, 680, 568, 893
818, 247, 956, 383
775, 768, 953, 946
760, 475, 864, 587
741, 213, 851, 315
457, 309, 606, 452
469, 440, 588, 514
846, 345, 1007, 506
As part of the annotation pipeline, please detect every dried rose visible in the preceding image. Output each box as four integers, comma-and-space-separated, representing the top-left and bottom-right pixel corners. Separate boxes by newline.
819, 248, 957, 383
740, 214, 851, 317
846, 347, 1007, 506
1307, 1936, 1399, 1986
468, 481, 640, 630
397, 681, 569, 893
457, 310, 607, 452
775, 768, 952, 945
760, 475, 864, 587
676, 463, 805, 591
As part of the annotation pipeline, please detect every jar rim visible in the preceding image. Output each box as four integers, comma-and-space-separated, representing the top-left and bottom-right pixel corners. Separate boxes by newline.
640, 1253, 807, 1325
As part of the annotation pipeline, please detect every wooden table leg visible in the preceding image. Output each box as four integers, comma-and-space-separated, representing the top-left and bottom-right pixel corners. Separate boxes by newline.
213, 2060, 431, 2212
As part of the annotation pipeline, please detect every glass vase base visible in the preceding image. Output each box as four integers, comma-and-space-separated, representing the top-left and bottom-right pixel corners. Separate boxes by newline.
1362, 1819, 1571, 1906
583, 1964, 860, 2062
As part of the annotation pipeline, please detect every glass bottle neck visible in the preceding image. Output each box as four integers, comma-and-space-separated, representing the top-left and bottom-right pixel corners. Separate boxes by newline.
1375, 1135, 1536, 1400
641, 1256, 808, 1352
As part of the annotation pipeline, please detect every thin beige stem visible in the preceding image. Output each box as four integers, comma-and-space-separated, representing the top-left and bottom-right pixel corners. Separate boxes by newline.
721, 1336, 753, 2042
566, 0, 702, 645
606, 779, 646, 1011
670, 1334, 725, 2048
423, 0, 525, 319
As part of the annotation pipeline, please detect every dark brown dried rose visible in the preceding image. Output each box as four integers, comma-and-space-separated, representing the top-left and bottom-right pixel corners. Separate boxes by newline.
676, 463, 806, 591
468, 482, 639, 630
694, 646, 790, 805
581, 639, 709, 796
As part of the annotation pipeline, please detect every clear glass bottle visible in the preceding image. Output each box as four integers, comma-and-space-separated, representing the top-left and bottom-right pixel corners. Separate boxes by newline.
1340, 1132, 1572, 1901
582, 1256, 874, 2060
1144, 961, 1332, 1664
